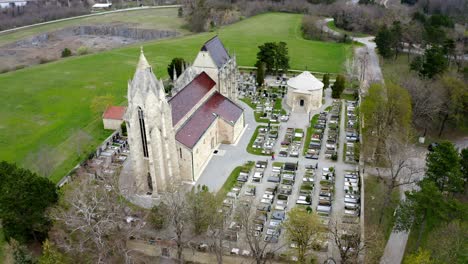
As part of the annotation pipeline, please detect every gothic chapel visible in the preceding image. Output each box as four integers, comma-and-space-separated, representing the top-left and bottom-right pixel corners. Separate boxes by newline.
125, 36, 244, 196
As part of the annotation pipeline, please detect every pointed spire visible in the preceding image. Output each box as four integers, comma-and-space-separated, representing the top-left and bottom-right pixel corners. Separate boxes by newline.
137, 46, 151, 71
181, 62, 185, 73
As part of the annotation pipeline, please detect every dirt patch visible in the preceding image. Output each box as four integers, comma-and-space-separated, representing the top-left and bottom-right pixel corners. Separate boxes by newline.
0, 24, 179, 72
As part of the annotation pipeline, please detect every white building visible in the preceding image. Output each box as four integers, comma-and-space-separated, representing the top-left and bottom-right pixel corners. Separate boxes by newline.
286, 71, 323, 113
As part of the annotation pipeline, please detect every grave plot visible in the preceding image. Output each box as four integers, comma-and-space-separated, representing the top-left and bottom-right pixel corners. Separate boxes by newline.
317, 166, 335, 217
344, 100, 360, 163
343, 170, 360, 217
304, 112, 327, 159
247, 125, 279, 155
290, 128, 304, 158
279, 127, 303, 158
252, 160, 268, 183
297, 164, 315, 206
325, 101, 341, 160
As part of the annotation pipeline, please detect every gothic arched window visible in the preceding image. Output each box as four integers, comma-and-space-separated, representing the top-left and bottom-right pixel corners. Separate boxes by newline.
138, 107, 149, 158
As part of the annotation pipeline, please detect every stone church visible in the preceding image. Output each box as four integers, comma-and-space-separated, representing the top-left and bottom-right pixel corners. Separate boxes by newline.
124, 36, 244, 196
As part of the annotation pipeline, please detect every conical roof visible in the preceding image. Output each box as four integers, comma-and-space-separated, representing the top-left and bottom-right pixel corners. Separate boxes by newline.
287, 71, 324, 91
137, 47, 151, 70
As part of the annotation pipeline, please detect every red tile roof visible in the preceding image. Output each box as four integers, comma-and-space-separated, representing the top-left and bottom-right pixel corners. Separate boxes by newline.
175, 92, 243, 149
103, 106, 126, 120
169, 72, 216, 126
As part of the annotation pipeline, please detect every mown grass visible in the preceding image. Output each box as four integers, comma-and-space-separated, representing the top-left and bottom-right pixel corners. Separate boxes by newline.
218, 161, 255, 197
303, 114, 319, 155
0, 12, 351, 184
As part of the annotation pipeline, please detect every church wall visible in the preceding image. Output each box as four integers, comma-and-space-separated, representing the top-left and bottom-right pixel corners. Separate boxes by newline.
192, 51, 219, 83
217, 118, 233, 144
103, 118, 123, 130
176, 142, 193, 181
192, 118, 218, 181
232, 114, 244, 142
310, 89, 323, 109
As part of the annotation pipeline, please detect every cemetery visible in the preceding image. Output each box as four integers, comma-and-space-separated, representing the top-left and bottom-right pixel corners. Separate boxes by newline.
344, 100, 360, 163
238, 71, 288, 124
247, 125, 280, 156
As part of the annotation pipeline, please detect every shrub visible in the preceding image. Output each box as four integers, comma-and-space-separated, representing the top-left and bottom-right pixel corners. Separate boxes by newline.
61, 48, 72, 58
77, 46, 88, 55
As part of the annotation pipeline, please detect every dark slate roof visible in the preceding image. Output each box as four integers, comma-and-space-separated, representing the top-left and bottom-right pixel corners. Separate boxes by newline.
175, 92, 243, 149
201, 36, 231, 69
168, 72, 216, 126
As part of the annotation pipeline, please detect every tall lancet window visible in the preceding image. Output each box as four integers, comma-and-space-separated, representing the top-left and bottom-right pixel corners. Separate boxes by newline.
138, 107, 149, 157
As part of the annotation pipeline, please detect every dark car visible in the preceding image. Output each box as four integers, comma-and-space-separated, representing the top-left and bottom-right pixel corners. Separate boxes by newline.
428, 142, 439, 152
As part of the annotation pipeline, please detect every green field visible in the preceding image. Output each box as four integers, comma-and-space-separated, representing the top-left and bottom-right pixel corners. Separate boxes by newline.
0, 7, 190, 47
0, 12, 351, 183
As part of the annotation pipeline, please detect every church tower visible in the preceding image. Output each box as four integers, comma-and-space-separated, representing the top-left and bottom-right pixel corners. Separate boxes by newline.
125, 49, 180, 196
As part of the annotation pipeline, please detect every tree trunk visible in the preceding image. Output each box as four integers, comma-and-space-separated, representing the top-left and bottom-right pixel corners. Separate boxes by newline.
438, 113, 449, 138
415, 213, 427, 250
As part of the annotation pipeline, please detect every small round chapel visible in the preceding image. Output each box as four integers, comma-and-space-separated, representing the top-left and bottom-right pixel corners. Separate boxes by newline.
286, 71, 323, 113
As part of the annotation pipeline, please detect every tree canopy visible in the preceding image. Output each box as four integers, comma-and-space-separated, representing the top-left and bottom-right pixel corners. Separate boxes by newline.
0, 161, 58, 243
167, 57, 186, 80
256, 41, 289, 74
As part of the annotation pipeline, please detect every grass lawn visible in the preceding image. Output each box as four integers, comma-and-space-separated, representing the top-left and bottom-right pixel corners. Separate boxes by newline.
303, 114, 319, 155
364, 175, 400, 263
326, 20, 369, 38
0, 12, 351, 183
218, 161, 254, 197
0, 7, 190, 46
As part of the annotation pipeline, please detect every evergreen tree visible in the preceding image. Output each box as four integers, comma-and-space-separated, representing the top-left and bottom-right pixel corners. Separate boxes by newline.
256, 42, 290, 74
274, 41, 289, 74
322, 73, 330, 89
425, 141, 463, 194
420, 46, 448, 78
331, 74, 346, 98
256, 42, 277, 73
255, 61, 266, 87
375, 25, 394, 59
167, 57, 186, 80
0, 162, 58, 243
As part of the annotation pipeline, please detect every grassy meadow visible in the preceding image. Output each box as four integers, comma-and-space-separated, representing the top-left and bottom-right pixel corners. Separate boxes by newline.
0, 12, 352, 183
0, 7, 190, 46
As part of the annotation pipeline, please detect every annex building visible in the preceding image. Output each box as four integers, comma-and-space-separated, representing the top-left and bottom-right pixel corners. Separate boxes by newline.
286, 71, 323, 113
124, 36, 244, 196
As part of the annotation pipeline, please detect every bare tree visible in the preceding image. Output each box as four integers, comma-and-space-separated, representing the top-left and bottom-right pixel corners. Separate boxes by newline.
49, 171, 145, 263
206, 195, 229, 264
235, 200, 283, 264
162, 184, 190, 263
330, 219, 370, 264
376, 135, 422, 225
